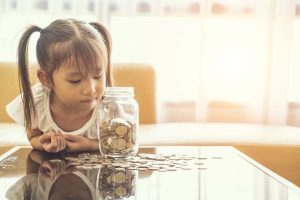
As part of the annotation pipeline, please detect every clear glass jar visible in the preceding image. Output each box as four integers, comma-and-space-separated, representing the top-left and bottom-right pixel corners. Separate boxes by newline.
99, 87, 139, 158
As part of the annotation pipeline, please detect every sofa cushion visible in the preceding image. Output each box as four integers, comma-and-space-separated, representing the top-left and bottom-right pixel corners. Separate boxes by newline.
0, 123, 29, 146
139, 123, 300, 147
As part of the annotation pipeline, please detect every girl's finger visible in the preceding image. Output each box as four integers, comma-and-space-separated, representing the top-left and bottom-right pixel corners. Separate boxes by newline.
56, 129, 62, 136
57, 136, 62, 151
64, 134, 78, 142
61, 136, 66, 150
58, 135, 66, 151
39, 133, 51, 144
50, 132, 58, 150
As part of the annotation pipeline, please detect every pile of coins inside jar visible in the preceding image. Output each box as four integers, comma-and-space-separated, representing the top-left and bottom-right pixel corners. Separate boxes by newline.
100, 118, 137, 157
98, 167, 136, 199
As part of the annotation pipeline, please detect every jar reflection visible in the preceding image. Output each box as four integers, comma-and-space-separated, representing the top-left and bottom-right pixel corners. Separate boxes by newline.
97, 166, 137, 200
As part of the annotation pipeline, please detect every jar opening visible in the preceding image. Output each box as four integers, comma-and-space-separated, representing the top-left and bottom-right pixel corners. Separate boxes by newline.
104, 87, 134, 97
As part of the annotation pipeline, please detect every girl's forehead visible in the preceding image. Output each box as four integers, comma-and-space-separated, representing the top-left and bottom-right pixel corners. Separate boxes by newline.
59, 61, 103, 76
61, 55, 102, 70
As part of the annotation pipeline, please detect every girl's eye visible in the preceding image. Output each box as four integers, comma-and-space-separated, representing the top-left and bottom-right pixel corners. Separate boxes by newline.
94, 74, 103, 79
68, 80, 81, 84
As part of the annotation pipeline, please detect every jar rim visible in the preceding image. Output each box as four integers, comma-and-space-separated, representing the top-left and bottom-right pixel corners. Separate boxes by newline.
105, 87, 134, 92
104, 87, 134, 97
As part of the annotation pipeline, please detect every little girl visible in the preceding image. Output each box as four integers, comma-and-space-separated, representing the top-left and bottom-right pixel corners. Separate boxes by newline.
6, 18, 113, 153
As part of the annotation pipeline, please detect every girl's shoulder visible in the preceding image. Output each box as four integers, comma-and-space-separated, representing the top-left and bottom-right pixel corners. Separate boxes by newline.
24, 82, 48, 115
32, 82, 47, 100
6, 82, 47, 125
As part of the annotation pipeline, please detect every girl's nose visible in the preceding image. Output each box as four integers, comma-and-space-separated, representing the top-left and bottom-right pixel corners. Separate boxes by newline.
82, 76, 96, 95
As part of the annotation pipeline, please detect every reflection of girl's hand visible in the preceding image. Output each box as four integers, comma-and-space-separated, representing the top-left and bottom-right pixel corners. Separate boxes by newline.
39, 130, 66, 153
63, 162, 77, 174
39, 160, 60, 181
39, 160, 76, 181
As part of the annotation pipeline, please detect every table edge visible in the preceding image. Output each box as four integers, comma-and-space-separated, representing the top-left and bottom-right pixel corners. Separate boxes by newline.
233, 147, 300, 194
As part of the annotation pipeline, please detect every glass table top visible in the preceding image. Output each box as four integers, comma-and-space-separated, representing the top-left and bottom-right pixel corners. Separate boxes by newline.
0, 146, 299, 200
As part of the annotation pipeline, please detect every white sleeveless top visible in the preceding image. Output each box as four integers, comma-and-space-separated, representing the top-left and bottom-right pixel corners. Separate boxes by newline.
6, 82, 101, 139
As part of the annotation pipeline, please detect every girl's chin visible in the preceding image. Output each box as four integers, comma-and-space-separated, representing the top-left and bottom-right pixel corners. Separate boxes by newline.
80, 100, 97, 109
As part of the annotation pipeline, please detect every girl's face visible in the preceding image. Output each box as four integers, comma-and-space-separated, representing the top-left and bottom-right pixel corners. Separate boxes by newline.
51, 63, 106, 112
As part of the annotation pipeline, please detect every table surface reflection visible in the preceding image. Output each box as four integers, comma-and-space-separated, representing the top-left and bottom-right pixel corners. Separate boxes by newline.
0, 146, 299, 200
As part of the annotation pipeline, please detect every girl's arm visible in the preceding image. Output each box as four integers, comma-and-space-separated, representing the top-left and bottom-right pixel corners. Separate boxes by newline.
64, 134, 99, 152
27, 128, 44, 150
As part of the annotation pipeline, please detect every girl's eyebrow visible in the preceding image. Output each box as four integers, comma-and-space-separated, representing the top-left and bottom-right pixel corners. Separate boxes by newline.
66, 71, 81, 77
66, 66, 103, 76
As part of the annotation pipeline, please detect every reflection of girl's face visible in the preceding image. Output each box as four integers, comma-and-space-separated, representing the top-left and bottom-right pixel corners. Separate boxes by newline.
49, 173, 92, 200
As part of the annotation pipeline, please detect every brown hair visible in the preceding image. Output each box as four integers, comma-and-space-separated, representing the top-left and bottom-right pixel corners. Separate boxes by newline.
17, 19, 112, 131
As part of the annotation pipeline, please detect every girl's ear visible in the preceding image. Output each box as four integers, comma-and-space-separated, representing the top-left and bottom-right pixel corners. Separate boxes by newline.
37, 69, 51, 88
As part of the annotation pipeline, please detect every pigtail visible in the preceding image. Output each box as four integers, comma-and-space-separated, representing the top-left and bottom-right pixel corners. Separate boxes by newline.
18, 25, 42, 131
89, 22, 113, 86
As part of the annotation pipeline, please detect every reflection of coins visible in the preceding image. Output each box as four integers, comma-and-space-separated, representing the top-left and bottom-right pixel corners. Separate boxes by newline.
68, 152, 210, 173
98, 167, 136, 200
49, 159, 62, 163
49, 159, 65, 174
112, 171, 126, 184
115, 186, 127, 197
106, 175, 111, 184
107, 137, 113, 145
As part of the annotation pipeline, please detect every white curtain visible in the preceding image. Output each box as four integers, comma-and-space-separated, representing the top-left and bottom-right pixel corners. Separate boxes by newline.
197, 0, 295, 125
110, 0, 299, 125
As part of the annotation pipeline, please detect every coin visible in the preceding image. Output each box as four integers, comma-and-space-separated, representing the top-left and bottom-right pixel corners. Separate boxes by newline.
111, 138, 127, 151
101, 121, 109, 131
126, 142, 133, 149
116, 125, 127, 136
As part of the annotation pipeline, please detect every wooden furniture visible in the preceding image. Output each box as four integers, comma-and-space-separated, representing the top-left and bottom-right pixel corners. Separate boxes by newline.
236, 145, 300, 188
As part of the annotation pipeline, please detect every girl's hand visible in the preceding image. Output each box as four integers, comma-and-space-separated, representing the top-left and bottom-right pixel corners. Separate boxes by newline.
39, 130, 66, 153
64, 134, 98, 152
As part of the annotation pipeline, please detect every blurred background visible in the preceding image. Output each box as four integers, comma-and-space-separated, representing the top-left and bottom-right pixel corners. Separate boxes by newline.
0, 0, 300, 126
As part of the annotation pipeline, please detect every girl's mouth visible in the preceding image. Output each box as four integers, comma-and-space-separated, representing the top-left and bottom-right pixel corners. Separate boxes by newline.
81, 98, 96, 103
